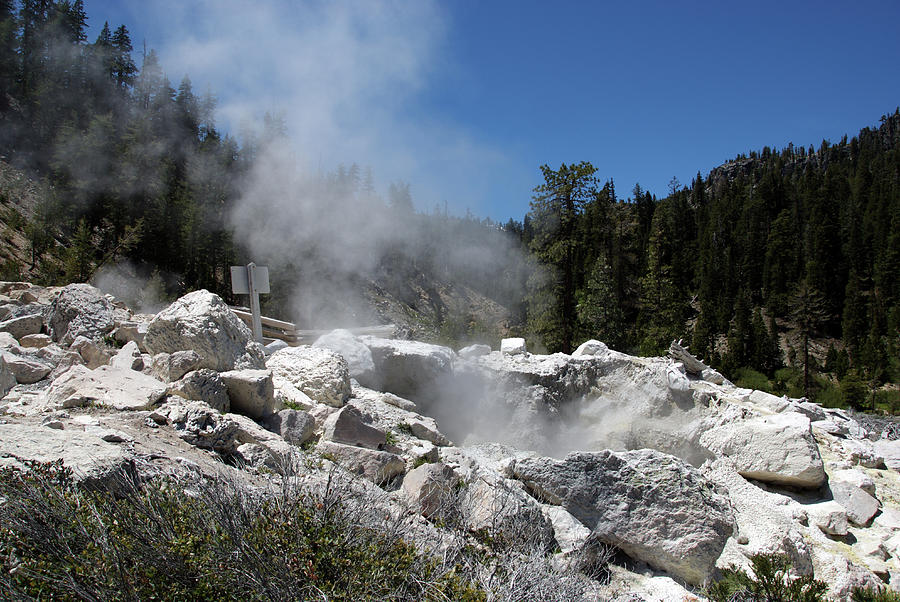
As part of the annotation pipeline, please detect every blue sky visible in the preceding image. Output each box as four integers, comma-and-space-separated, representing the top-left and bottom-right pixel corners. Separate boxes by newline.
83, 0, 900, 221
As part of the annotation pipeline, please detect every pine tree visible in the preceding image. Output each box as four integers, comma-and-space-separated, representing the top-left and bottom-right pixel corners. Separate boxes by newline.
527, 162, 599, 353
577, 257, 625, 349
789, 280, 830, 398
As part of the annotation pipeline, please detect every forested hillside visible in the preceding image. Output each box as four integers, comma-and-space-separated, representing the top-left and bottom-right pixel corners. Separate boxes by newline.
0, 0, 526, 342
0, 1, 897, 411
521, 113, 900, 410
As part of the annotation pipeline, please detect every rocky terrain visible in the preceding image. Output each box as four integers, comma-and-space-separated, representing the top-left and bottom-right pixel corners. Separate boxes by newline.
1, 281, 899, 600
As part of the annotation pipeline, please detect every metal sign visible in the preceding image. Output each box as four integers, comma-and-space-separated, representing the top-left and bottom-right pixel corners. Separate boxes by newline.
231, 265, 270, 294
230, 263, 269, 342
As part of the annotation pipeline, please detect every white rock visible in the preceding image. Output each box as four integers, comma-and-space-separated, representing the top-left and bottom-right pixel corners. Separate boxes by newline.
542, 504, 592, 554
317, 440, 405, 485
699, 412, 826, 488
313, 329, 376, 385
219, 369, 276, 419
41, 364, 167, 411
831, 481, 880, 527
110, 340, 143, 371
70, 335, 113, 369
266, 346, 351, 407
842, 439, 885, 469
149, 350, 202, 382
807, 500, 849, 536
143, 290, 265, 372
272, 376, 313, 410
832, 468, 876, 496
360, 337, 454, 399
0, 354, 14, 398
113, 320, 148, 350
872, 439, 900, 471
261, 409, 316, 446
167, 369, 230, 412
701, 367, 726, 385
748, 389, 790, 413
703, 460, 814, 575
402, 462, 459, 518
458, 343, 491, 359
0, 422, 126, 482
49, 284, 115, 345
572, 339, 608, 357
19, 333, 52, 349
500, 337, 526, 355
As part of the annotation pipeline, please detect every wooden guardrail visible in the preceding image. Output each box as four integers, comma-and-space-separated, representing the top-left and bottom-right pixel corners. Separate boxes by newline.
229, 306, 395, 346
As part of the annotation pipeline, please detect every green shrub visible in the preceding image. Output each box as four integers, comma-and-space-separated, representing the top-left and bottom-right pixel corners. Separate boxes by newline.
705, 553, 828, 602
734, 367, 772, 392
0, 460, 485, 601
852, 586, 900, 601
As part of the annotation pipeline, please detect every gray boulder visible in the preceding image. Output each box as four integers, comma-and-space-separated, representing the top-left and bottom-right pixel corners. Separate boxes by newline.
168, 369, 230, 412
322, 405, 387, 450
512, 449, 735, 586
49, 284, 115, 345
144, 290, 265, 372
219, 369, 276, 419
262, 409, 316, 446
0, 354, 14, 398
0, 313, 43, 339
402, 462, 459, 518
699, 412, 826, 488
266, 346, 351, 407
2, 351, 52, 384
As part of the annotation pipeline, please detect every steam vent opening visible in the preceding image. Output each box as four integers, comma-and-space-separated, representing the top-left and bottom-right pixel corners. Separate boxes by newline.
315, 332, 717, 466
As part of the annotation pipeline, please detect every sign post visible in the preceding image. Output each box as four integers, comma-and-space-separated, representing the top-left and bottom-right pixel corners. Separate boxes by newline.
230, 263, 270, 343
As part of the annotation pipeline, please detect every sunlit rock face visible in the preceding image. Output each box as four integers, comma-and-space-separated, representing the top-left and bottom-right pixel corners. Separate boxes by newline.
2, 282, 899, 600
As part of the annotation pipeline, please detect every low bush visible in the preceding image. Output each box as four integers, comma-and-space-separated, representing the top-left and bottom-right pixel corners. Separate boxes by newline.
0, 460, 484, 601
705, 553, 827, 602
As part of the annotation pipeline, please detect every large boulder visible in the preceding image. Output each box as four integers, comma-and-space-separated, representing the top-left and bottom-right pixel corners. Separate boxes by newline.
317, 440, 405, 485
830, 481, 880, 527
512, 449, 735, 586
321, 405, 388, 450
312, 329, 376, 386
143, 290, 264, 372
266, 346, 350, 407
402, 462, 459, 518
219, 369, 276, 419
0, 422, 128, 483
49, 284, 115, 345
167, 369, 230, 412
699, 412, 826, 488
0, 313, 44, 339
359, 337, 453, 399
1, 350, 52, 384
41, 364, 168, 411
262, 409, 316, 446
